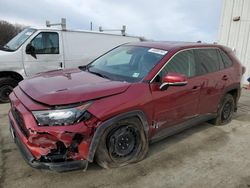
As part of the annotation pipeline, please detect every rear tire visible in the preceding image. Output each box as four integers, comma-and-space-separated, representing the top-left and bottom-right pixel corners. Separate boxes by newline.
0, 78, 18, 103
210, 94, 235, 125
95, 117, 148, 169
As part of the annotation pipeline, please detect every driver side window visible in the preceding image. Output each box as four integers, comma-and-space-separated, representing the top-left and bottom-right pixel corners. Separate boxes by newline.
30, 32, 59, 54
157, 50, 196, 81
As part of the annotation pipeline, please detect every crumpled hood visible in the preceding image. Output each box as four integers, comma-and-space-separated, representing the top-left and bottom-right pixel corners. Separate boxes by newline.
19, 68, 131, 106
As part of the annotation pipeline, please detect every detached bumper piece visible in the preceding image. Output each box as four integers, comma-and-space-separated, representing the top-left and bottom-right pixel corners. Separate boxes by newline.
14, 129, 88, 172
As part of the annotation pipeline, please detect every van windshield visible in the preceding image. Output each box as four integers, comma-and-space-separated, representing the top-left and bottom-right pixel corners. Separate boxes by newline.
3, 28, 37, 51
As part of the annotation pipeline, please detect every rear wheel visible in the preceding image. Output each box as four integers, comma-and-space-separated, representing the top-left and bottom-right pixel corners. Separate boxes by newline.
210, 94, 235, 125
95, 117, 148, 169
0, 78, 18, 103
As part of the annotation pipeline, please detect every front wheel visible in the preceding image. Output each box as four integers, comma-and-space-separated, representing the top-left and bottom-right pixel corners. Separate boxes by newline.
95, 117, 148, 169
210, 94, 235, 125
0, 78, 18, 103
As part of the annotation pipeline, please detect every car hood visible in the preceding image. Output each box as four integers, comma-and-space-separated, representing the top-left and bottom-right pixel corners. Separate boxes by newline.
19, 68, 131, 106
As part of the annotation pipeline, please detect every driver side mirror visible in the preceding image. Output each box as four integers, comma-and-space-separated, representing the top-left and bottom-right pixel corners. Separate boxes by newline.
26, 43, 37, 59
160, 73, 188, 91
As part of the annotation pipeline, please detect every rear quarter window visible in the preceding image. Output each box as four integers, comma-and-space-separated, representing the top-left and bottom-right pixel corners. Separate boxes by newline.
219, 49, 233, 68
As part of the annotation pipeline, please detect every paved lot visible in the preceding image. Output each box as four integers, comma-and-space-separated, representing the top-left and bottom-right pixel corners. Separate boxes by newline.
1, 90, 250, 188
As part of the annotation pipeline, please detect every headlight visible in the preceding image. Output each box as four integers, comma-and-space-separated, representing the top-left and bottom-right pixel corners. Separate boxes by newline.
32, 102, 92, 126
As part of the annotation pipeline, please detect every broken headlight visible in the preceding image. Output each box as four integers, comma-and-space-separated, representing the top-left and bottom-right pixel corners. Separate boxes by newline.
32, 102, 92, 126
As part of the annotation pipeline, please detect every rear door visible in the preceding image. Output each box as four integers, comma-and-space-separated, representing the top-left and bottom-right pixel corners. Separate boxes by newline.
23, 31, 64, 76
150, 49, 203, 133
194, 48, 228, 114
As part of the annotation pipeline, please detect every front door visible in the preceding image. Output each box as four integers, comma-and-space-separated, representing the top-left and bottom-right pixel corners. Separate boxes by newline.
150, 49, 203, 137
23, 31, 63, 76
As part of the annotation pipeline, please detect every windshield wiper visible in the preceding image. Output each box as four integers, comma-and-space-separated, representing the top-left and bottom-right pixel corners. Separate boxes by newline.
88, 70, 110, 79
1, 45, 14, 52
4, 45, 10, 49
79, 65, 111, 79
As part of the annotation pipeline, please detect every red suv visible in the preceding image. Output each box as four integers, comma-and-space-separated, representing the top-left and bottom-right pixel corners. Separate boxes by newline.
8, 42, 244, 171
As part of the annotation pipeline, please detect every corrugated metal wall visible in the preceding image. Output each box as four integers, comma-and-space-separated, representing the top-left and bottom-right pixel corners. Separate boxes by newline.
218, 0, 250, 84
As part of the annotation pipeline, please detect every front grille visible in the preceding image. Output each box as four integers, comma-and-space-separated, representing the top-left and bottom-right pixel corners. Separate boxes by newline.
11, 108, 29, 137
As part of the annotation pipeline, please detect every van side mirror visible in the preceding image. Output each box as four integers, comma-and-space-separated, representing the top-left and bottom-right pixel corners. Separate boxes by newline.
160, 73, 188, 91
26, 44, 37, 59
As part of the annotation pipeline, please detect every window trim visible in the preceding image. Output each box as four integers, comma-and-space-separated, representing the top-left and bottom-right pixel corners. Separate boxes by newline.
28, 31, 60, 55
150, 47, 224, 83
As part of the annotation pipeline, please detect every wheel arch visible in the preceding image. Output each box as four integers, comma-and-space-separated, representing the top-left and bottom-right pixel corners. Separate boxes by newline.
87, 110, 150, 162
0, 71, 24, 82
223, 83, 241, 111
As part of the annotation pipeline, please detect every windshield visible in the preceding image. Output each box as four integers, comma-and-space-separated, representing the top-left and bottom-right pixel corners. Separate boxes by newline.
4, 28, 37, 51
87, 45, 167, 83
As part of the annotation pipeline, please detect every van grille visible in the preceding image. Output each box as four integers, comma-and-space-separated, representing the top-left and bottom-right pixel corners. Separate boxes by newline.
11, 108, 29, 137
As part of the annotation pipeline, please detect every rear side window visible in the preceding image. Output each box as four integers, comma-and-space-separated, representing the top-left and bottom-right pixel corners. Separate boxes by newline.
219, 49, 233, 68
195, 49, 221, 75
159, 50, 196, 79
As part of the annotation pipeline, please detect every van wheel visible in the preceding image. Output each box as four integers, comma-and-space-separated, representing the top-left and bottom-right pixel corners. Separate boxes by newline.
95, 118, 148, 169
0, 78, 18, 103
210, 94, 235, 125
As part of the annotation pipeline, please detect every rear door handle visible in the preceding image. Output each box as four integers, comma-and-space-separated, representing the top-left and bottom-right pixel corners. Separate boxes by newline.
222, 75, 228, 81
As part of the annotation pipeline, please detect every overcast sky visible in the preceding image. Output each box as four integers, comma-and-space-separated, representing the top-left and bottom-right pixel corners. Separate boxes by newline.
0, 0, 222, 42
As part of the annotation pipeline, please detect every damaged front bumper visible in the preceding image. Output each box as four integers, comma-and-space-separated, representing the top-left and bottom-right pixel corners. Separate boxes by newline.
11, 122, 88, 172
8, 92, 96, 172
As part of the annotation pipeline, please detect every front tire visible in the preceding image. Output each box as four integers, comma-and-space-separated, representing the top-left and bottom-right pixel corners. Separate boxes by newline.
0, 78, 18, 103
210, 94, 235, 125
95, 117, 148, 169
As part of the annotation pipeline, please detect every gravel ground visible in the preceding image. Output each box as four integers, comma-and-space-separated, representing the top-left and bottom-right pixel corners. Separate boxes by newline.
0, 90, 250, 188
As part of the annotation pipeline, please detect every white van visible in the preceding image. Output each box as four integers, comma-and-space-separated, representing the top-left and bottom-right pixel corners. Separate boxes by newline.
0, 27, 141, 102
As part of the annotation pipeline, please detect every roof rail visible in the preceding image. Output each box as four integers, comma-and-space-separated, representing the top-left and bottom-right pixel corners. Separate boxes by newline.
46, 18, 66, 31
99, 25, 126, 36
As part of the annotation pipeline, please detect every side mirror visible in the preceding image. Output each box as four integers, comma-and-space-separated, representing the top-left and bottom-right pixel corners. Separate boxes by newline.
160, 73, 188, 90
26, 43, 37, 59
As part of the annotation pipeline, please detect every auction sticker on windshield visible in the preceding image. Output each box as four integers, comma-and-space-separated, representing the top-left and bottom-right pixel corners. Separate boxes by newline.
148, 48, 168, 55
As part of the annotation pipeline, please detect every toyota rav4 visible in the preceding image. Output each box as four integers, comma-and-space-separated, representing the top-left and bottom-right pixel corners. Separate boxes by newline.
8, 42, 244, 171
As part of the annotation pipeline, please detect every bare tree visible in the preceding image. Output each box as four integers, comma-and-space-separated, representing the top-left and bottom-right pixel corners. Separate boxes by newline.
0, 20, 25, 46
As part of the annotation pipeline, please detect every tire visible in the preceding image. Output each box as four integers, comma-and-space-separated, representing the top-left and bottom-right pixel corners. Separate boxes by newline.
95, 117, 148, 169
210, 94, 235, 125
0, 77, 18, 103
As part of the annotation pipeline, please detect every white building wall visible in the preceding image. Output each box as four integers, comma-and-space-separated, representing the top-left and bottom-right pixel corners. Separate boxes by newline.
218, 0, 250, 84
